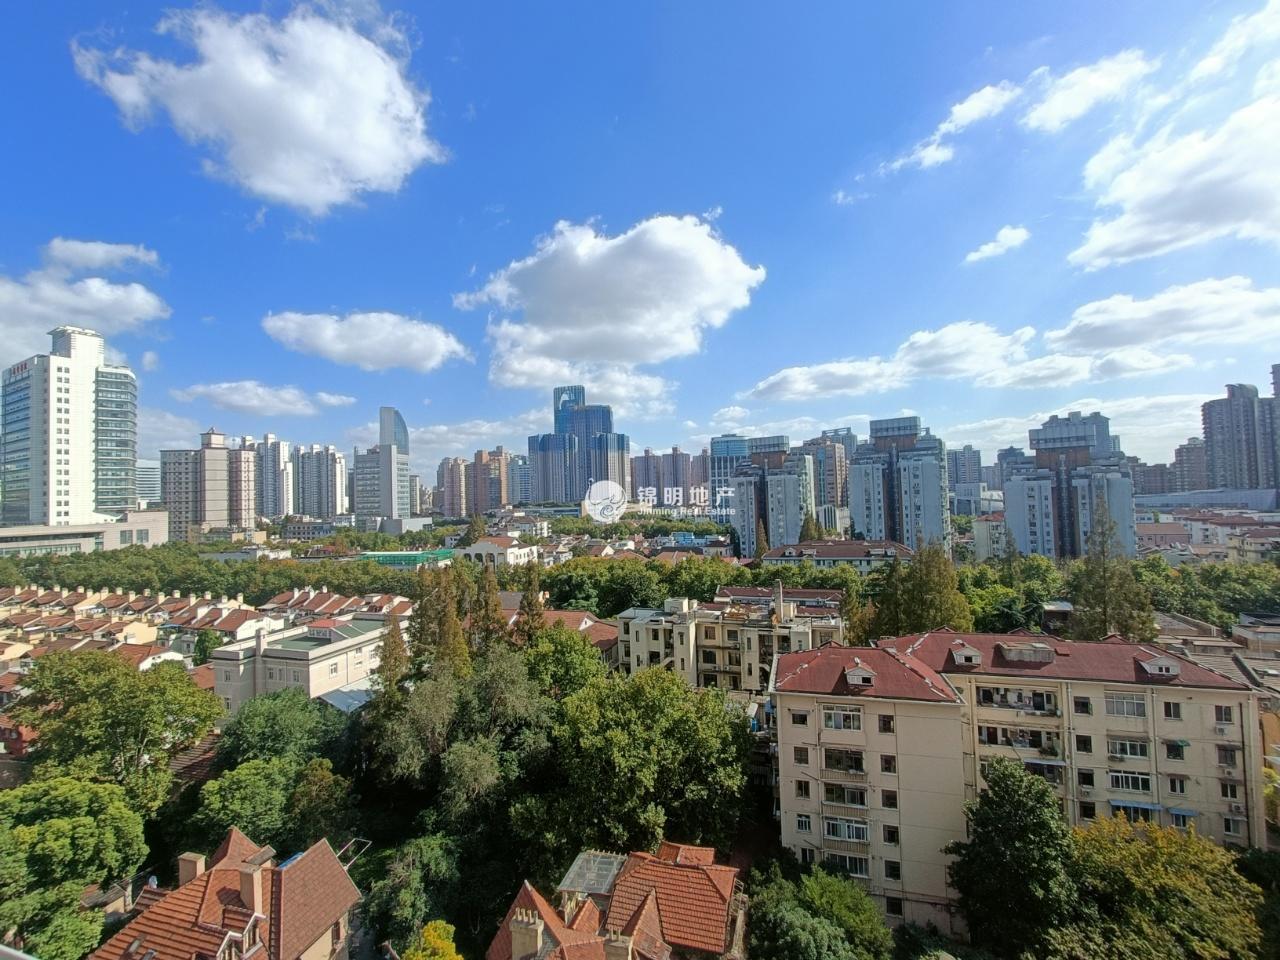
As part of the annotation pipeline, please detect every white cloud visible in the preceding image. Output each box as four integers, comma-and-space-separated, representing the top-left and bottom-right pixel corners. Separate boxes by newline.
684, 413, 871, 453
138, 407, 202, 459
1022, 50, 1158, 133
711, 405, 751, 426
0, 238, 170, 365
887, 81, 1021, 171
315, 391, 357, 407
1190, 0, 1280, 83
262, 310, 469, 373
1069, 93, 1280, 268
964, 225, 1031, 263
171, 380, 339, 416
1045, 276, 1280, 352
141, 350, 160, 371
944, 393, 1218, 463
73, 4, 443, 215
831, 189, 870, 206
456, 214, 765, 416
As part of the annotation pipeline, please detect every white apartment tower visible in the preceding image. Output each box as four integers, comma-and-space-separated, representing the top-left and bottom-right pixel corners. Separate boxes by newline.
1, 326, 137, 526
292, 444, 348, 519
245, 433, 294, 520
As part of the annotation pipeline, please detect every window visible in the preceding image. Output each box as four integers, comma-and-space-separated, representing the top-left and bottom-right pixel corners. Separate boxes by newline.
1073, 696, 1092, 715
1218, 746, 1238, 767
291, 670, 302, 683
1078, 769, 1095, 789
701, 650, 716, 665
1109, 770, 1152, 792
794, 746, 809, 765
885, 897, 904, 918
884, 860, 901, 880
1105, 692, 1146, 718
266, 667, 277, 681
823, 817, 870, 842
790, 710, 809, 726
1108, 738, 1149, 759
1172, 812, 1193, 829
222, 670, 233, 683
881, 754, 897, 775
1224, 816, 1244, 837
1075, 734, 1092, 754
1079, 801, 1096, 820
883, 824, 899, 845
1221, 782, 1240, 800
823, 706, 862, 731
824, 853, 869, 877
1166, 741, 1186, 761
883, 790, 898, 809
1118, 804, 1153, 824
795, 780, 810, 799
796, 814, 812, 833
824, 784, 867, 806
879, 714, 895, 734
328, 662, 339, 677
1215, 705, 1235, 724
823, 748, 864, 773
800, 848, 816, 865
1164, 701, 1182, 720
1169, 776, 1187, 795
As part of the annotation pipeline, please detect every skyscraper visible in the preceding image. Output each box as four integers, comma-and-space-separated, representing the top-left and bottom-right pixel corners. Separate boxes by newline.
2, 326, 137, 526
436, 457, 469, 518
630, 448, 663, 500
660, 446, 692, 506
379, 406, 409, 453
1172, 437, 1209, 493
528, 386, 616, 504
292, 444, 348, 519
798, 435, 848, 507
847, 417, 950, 551
709, 434, 749, 514
506, 455, 532, 505
1201, 382, 1280, 491
471, 447, 511, 515
528, 433, 578, 504
160, 429, 256, 541
589, 433, 631, 492
245, 434, 294, 520
946, 445, 982, 490
353, 441, 409, 527
553, 385, 586, 435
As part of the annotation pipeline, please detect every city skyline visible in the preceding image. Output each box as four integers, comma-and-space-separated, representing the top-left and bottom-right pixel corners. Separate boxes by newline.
5, 2, 1280, 477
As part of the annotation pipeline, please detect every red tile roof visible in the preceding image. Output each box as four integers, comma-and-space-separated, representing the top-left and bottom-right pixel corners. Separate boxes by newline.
604, 850, 737, 955
774, 645, 960, 702
882, 632, 1249, 690
486, 881, 600, 960
655, 842, 715, 865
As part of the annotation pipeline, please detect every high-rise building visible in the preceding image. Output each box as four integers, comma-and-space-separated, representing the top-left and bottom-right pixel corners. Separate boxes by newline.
471, 447, 511, 515
436, 457, 469, 518
379, 406, 409, 453
729, 451, 817, 556
528, 433, 577, 504
292, 444, 348, 519
748, 434, 790, 455
370, 406, 412, 517
2, 326, 136, 526
798, 436, 848, 507
709, 434, 749, 514
661, 446, 692, 506
408, 473, 423, 515
1172, 437, 1209, 493
244, 434, 293, 520
847, 417, 950, 551
136, 460, 161, 505
1201, 381, 1280, 491
353, 442, 409, 526
506, 455, 532, 505
631, 447, 663, 500
690, 448, 710, 487
567, 403, 614, 497
946, 444, 982, 491
553, 385, 586, 435
589, 433, 631, 492
1004, 411, 1136, 559
160, 429, 256, 541
997, 446, 1035, 486
979, 464, 1002, 491
820, 427, 857, 463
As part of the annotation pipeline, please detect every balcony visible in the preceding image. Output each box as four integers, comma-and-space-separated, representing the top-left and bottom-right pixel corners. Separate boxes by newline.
822, 838, 871, 854
821, 767, 869, 783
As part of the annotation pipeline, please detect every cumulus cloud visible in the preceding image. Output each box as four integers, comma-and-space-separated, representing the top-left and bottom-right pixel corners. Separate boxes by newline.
1069, 92, 1280, 268
0, 238, 169, 365
137, 407, 202, 459
964, 225, 1031, 263
73, 4, 443, 215
943, 393, 1218, 463
886, 81, 1021, 171
315, 391, 357, 407
456, 214, 765, 417
1022, 50, 1158, 133
141, 350, 160, 371
1045, 276, 1280, 352
263, 310, 469, 373
171, 380, 343, 416
711, 405, 751, 426
1190, 0, 1280, 83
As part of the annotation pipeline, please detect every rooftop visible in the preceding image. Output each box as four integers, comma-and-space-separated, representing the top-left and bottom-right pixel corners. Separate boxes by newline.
774, 645, 960, 702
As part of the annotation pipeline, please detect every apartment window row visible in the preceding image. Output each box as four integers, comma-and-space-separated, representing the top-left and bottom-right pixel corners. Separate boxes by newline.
790, 709, 895, 734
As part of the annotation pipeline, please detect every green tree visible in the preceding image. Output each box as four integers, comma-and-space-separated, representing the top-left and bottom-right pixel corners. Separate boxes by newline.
844, 600, 878, 645
12, 652, 222, 816
375, 616, 410, 698
945, 757, 1077, 958
407, 569, 441, 668
750, 896, 861, 960
525, 622, 608, 701
286, 758, 356, 852
192, 627, 223, 665
435, 568, 472, 678
194, 756, 298, 852
402, 920, 464, 960
362, 834, 460, 949
800, 512, 822, 543
754, 519, 770, 559
798, 869, 893, 959
0, 778, 147, 960
901, 543, 974, 633
457, 514, 485, 548
869, 558, 908, 638
217, 687, 346, 768
513, 562, 546, 647
1067, 499, 1155, 642
470, 565, 509, 652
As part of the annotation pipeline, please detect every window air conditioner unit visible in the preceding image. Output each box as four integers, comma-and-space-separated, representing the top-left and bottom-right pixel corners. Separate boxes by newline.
1230, 803, 1245, 814
1215, 725, 1230, 736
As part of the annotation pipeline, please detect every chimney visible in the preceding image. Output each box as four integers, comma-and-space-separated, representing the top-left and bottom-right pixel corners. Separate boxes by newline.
255, 627, 268, 655
239, 863, 263, 915
177, 852, 206, 886
204, 591, 212, 601
236, 593, 244, 604
509, 909, 544, 960
604, 932, 633, 960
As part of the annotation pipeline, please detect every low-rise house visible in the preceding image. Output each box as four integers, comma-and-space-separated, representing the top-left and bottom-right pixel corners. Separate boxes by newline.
488, 842, 746, 960
456, 536, 540, 569
1235, 613, 1280, 653
760, 539, 913, 574
1136, 522, 1192, 550
90, 828, 361, 960
1227, 528, 1280, 564
164, 608, 283, 656
713, 586, 844, 612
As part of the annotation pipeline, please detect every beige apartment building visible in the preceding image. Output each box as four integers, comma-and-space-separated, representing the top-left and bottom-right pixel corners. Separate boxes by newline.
210, 614, 389, 713
773, 632, 1264, 932
618, 593, 843, 693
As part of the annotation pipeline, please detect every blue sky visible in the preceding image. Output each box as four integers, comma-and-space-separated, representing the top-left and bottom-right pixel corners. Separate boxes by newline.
3, 0, 1279, 476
